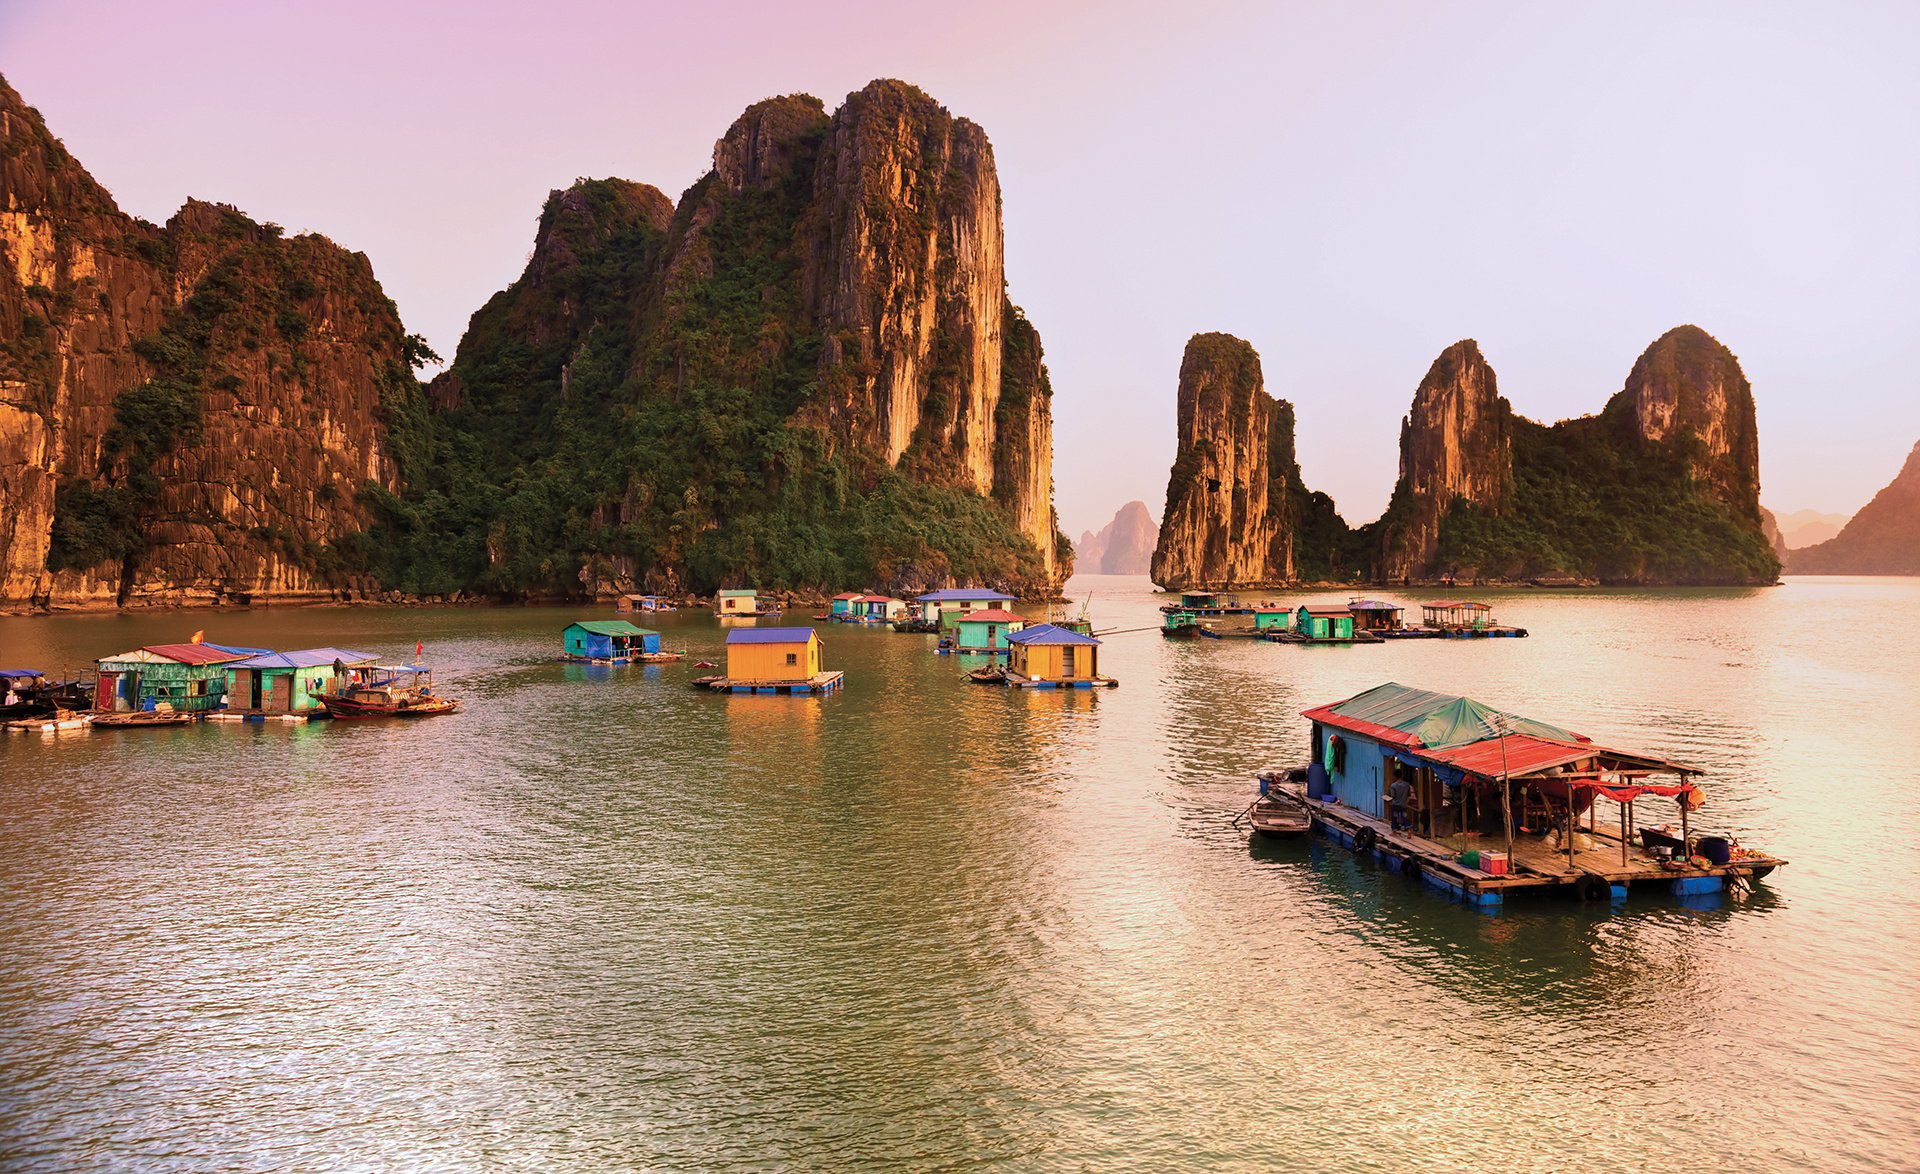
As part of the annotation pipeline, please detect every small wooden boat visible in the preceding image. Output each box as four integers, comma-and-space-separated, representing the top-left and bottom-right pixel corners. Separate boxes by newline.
317, 666, 459, 718
966, 665, 1011, 685
1248, 800, 1312, 838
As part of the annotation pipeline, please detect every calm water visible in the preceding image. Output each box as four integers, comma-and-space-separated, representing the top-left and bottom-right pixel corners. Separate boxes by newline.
2, 576, 1917, 1171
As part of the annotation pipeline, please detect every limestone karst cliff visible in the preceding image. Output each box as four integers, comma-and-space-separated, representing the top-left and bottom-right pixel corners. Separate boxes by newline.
0, 74, 414, 610
381, 79, 1066, 596
1149, 334, 1343, 590
1789, 441, 1920, 574
1076, 501, 1157, 575
1374, 340, 1510, 580
1369, 324, 1778, 584
1150, 325, 1778, 588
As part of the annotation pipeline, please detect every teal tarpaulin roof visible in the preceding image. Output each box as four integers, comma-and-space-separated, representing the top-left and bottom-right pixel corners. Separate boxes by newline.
565, 620, 655, 637
1304, 682, 1583, 750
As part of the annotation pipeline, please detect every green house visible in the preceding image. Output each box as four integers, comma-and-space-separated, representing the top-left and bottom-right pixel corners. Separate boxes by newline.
225, 648, 378, 715
95, 643, 259, 713
1296, 606, 1355, 639
1253, 608, 1292, 632
953, 608, 1025, 653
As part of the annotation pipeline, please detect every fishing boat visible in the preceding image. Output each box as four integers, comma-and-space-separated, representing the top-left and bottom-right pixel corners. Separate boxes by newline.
317, 666, 460, 718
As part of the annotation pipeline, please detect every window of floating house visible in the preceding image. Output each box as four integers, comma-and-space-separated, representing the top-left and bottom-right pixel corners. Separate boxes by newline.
785, 653, 797, 666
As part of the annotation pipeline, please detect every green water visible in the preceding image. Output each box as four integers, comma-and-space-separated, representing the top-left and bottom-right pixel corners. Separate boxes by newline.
2, 576, 1916, 1171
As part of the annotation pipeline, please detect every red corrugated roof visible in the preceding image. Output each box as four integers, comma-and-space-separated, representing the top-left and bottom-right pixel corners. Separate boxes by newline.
142, 643, 250, 665
957, 608, 1021, 622
1302, 701, 1424, 748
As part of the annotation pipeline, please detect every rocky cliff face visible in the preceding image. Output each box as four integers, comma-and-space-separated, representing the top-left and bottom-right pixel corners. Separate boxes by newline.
0, 74, 411, 610
1375, 340, 1510, 579
1616, 324, 1761, 511
387, 79, 1064, 597
1076, 501, 1156, 575
1365, 324, 1777, 584
1790, 441, 1920, 574
1151, 334, 1318, 590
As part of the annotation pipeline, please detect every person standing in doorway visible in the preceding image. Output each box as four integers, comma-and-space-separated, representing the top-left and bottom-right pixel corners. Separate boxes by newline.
1388, 774, 1413, 833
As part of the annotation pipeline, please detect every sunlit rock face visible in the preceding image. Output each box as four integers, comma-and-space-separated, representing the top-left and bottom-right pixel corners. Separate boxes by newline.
0, 73, 408, 609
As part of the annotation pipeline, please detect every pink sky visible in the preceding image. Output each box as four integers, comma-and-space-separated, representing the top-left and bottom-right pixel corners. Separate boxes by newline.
7, 0, 1918, 535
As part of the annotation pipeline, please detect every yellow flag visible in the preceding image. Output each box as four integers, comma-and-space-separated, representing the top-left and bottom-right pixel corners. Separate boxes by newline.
190, 630, 204, 644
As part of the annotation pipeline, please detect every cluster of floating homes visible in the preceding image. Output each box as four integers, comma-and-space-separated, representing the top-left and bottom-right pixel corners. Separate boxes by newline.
1240, 682, 1784, 904
662, 586, 1116, 693
1163, 593, 1528, 643
2, 639, 456, 731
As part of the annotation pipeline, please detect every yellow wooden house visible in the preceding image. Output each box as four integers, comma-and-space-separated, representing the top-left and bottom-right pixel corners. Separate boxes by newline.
712, 627, 843, 694
1001, 623, 1117, 688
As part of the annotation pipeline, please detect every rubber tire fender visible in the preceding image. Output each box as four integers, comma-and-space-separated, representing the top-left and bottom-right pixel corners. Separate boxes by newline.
1352, 826, 1378, 855
1576, 873, 1611, 902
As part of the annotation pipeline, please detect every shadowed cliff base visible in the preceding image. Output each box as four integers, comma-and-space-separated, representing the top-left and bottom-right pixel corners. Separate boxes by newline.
1151, 326, 1781, 589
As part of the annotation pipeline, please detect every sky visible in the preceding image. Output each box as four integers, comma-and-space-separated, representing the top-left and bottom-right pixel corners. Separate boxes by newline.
6, 0, 1918, 536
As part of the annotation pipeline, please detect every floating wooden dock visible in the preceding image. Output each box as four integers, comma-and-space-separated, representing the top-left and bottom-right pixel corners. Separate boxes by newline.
693, 671, 844, 695
1263, 630, 1386, 645
1260, 785, 1783, 907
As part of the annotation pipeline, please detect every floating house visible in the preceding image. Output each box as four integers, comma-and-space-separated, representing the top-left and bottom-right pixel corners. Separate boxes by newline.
953, 607, 1026, 653
828, 592, 865, 619
1423, 600, 1492, 630
1261, 682, 1785, 905
992, 623, 1117, 688
94, 643, 261, 714
222, 648, 378, 717
1159, 591, 1259, 618
698, 627, 844, 694
615, 594, 674, 614
562, 620, 667, 664
715, 588, 763, 617
851, 595, 906, 623
1347, 599, 1406, 631
915, 588, 1016, 633
1296, 606, 1356, 640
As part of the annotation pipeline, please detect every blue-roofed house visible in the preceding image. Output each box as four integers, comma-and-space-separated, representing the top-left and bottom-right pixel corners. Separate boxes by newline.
914, 588, 1016, 634
223, 648, 379, 716
1002, 623, 1116, 687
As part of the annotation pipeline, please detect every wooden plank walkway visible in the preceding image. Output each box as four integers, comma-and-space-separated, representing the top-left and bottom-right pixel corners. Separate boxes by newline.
1265, 788, 1784, 906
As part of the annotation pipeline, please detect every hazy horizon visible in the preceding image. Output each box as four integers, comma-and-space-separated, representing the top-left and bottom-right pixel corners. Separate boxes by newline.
7, 0, 1915, 537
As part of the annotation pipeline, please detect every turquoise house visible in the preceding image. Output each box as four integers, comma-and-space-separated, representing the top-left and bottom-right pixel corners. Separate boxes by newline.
954, 607, 1025, 653
829, 592, 864, 618
1253, 607, 1291, 632
225, 648, 378, 715
563, 620, 662, 662
1296, 606, 1355, 639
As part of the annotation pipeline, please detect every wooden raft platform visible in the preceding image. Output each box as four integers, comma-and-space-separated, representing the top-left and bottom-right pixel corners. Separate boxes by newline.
1265, 788, 1784, 907
693, 671, 844, 695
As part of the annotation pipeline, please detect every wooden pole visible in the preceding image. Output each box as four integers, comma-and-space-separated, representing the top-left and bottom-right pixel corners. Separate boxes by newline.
1499, 721, 1514, 865
1620, 796, 1629, 867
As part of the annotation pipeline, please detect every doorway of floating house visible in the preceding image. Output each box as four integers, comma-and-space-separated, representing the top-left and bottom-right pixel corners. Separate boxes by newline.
1061, 645, 1077, 676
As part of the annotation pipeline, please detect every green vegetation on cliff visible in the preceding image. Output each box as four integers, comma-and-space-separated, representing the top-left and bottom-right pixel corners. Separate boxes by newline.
371, 128, 1056, 598
1422, 400, 1779, 583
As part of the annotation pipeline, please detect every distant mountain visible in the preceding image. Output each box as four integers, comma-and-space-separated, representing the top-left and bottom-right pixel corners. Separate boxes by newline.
1789, 442, 1920, 575
1774, 509, 1851, 550
1076, 501, 1157, 575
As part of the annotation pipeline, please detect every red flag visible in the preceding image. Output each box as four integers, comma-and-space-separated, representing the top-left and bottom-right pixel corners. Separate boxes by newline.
415, 640, 424, 659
